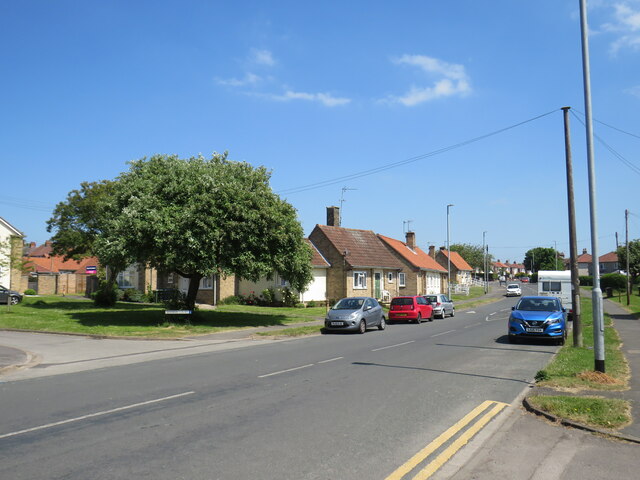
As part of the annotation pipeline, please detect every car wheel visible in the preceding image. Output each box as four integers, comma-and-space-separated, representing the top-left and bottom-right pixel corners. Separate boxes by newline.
429, 312, 434, 322
450, 308, 455, 317
358, 319, 366, 334
10, 296, 19, 305
378, 316, 386, 331
416, 313, 422, 324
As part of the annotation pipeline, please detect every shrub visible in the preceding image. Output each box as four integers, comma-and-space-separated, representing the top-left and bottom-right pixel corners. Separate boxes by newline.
580, 276, 593, 286
535, 370, 550, 382
94, 280, 118, 307
262, 288, 276, 306
163, 289, 189, 310
295, 302, 306, 308
280, 287, 297, 307
601, 273, 627, 292
123, 289, 144, 302
23, 289, 36, 295
219, 295, 241, 305
307, 300, 317, 308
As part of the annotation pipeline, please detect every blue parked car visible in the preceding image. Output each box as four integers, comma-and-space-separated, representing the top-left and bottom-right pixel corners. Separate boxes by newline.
508, 296, 567, 345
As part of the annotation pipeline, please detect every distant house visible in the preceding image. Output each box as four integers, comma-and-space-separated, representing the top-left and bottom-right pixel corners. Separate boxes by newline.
434, 247, 473, 286
0, 216, 24, 291
599, 251, 619, 274
237, 239, 330, 303
493, 260, 509, 278
576, 249, 593, 276
309, 207, 405, 302
21, 241, 100, 295
378, 232, 447, 295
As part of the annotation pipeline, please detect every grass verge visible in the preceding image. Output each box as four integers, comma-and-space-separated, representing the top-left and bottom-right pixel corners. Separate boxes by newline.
527, 395, 630, 430
531, 296, 631, 430
0, 296, 325, 338
254, 325, 323, 337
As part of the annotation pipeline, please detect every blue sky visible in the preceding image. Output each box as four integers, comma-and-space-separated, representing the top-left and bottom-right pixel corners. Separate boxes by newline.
2, 0, 639, 264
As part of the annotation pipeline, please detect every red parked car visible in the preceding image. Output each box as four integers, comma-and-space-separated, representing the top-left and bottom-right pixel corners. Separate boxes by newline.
388, 296, 434, 324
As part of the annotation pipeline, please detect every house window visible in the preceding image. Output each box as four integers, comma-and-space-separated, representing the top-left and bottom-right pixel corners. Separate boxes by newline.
399, 272, 406, 287
200, 276, 213, 290
116, 266, 137, 289
353, 271, 367, 289
387, 272, 394, 282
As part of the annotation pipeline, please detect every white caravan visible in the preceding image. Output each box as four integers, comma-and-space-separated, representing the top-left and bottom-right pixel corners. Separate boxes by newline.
537, 270, 573, 316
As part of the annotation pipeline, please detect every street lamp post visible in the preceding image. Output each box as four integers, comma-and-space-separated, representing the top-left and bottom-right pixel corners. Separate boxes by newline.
447, 204, 454, 297
483, 231, 488, 294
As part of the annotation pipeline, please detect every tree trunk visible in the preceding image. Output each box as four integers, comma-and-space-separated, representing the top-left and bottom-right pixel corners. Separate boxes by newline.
185, 273, 202, 310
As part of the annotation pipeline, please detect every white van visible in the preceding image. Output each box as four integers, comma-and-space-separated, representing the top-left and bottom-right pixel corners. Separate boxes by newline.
537, 270, 573, 317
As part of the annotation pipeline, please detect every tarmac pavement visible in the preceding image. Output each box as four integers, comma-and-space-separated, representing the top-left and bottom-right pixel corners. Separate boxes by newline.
1, 287, 639, 478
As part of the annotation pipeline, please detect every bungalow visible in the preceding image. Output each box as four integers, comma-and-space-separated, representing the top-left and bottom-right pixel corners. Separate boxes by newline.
378, 232, 447, 295
433, 247, 473, 286
237, 239, 330, 303
309, 207, 405, 302
599, 251, 619, 274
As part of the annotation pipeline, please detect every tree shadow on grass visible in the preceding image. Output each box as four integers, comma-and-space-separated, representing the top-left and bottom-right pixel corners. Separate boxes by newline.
71, 309, 292, 329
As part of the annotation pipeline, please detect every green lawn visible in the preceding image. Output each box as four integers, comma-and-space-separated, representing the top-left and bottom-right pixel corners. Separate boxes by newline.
527, 395, 630, 429
451, 286, 486, 301
0, 296, 325, 338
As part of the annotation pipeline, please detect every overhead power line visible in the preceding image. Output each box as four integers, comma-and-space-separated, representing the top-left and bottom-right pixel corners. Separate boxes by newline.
570, 110, 640, 177
277, 109, 559, 195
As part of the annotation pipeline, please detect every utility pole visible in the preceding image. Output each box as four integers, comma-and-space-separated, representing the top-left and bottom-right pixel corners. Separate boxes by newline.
562, 106, 582, 347
580, 0, 605, 372
447, 204, 454, 298
626, 209, 630, 305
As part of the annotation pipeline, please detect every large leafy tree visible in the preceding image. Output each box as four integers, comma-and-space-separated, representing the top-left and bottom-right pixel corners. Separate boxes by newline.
617, 239, 640, 285
449, 243, 493, 271
524, 247, 562, 272
99, 153, 312, 309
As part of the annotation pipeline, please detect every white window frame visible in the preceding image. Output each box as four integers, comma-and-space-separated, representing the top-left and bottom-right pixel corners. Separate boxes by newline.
353, 271, 367, 289
399, 272, 406, 287
387, 272, 394, 283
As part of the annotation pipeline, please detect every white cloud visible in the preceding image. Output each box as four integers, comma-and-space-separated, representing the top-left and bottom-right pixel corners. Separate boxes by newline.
387, 54, 471, 106
250, 48, 275, 66
625, 85, 640, 97
599, 1, 640, 54
215, 72, 262, 87
268, 90, 351, 107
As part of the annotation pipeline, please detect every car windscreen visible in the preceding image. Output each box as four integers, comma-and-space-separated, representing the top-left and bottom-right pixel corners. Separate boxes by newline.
332, 298, 364, 310
516, 298, 560, 311
507, 285, 519, 289
391, 298, 414, 306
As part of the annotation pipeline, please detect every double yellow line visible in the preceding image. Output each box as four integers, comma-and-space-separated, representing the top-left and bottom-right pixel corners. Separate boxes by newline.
385, 400, 509, 480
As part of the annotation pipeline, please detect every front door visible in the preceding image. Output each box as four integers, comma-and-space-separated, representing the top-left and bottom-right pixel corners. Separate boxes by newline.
374, 272, 382, 299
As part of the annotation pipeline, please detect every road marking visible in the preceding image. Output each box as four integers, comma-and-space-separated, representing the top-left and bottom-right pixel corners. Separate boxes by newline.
465, 310, 476, 314
318, 357, 343, 364
385, 400, 509, 480
258, 364, 314, 378
0, 391, 195, 440
464, 323, 482, 328
372, 341, 415, 352
430, 330, 455, 338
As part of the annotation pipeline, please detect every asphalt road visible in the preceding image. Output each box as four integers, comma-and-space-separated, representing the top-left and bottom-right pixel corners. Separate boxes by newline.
1, 284, 560, 479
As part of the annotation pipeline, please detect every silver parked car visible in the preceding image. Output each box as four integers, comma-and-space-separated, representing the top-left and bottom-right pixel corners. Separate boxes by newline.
423, 294, 455, 319
0, 285, 23, 305
324, 297, 386, 334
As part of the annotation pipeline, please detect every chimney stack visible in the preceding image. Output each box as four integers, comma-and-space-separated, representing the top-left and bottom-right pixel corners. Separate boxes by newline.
428, 246, 436, 258
405, 231, 416, 249
326, 206, 340, 227
583, 248, 587, 254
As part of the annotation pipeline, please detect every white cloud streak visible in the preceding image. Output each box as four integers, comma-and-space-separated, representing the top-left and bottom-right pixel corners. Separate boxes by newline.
250, 48, 275, 66
387, 54, 471, 106
600, 1, 640, 54
215, 72, 262, 87
268, 90, 351, 107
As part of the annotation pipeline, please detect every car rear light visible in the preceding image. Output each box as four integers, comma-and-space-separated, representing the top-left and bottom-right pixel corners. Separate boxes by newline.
411, 305, 415, 310
436, 302, 441, 306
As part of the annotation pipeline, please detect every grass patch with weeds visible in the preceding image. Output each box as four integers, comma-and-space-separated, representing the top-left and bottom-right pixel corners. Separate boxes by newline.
527, 395, 630, 430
